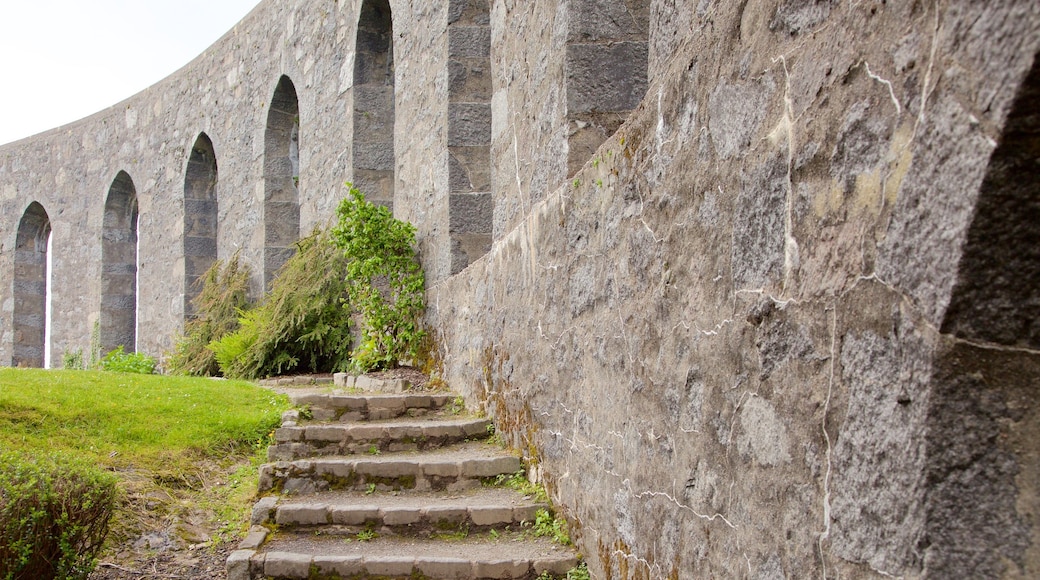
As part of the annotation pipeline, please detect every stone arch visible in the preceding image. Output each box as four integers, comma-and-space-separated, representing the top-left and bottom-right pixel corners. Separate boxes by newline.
448, 0, 493, 274
12, 202, 51, 367
352, 0, 395, 209
183, 132, 218, 317
101, 170, 138, 354
565, 0, 649, 177
924, 55, 1040, 576
263, 75, 301, 291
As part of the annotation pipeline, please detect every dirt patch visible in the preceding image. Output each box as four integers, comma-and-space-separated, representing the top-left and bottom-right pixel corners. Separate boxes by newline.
90, 544, 231, 579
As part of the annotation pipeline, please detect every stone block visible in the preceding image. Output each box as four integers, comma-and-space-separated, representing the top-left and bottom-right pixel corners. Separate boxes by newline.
276, 504, 329, 526
305, 425, 348, 442
250, 496, 278, 525
226, 550, 254, 580
448, 103, 492, 147
381, 506, 422, 525
423, 505, 468, 524
264, 552, 312, 578
237, 528, 268, 550
474, 559, 530, 579
363, 556, 415, 576
469, 506, 513, 526
422, 461, 460, 478
333, 372, 354, 387
313, 556, 364, 577
331, 505, 380, 525
356, 460, 419, 479
460, 456, 521, 478
565, 41, 648, 113
416, 557, 473, 578
449, 25, 491, 58
533, 555, 579, 575
449, 192, 493, 233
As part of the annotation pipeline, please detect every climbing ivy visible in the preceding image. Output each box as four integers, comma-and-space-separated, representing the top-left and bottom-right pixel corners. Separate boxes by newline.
331, 183, 426, 372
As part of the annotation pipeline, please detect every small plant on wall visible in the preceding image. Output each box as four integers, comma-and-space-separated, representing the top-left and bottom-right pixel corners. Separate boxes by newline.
331, 183, 426, 372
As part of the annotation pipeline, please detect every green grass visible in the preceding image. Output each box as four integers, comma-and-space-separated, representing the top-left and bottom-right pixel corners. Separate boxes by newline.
0, 368, 289, 547
0, 368, 286, 470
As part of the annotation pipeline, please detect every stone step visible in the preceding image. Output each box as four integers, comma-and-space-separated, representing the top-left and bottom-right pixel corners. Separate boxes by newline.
269, 417, 493, 461
258, 443, 522, 495
228, 532, 578, 580
287, 392, 458, 422
250, 487, 548, 535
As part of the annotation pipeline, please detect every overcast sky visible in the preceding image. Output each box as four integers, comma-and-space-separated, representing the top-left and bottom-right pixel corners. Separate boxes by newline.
0, 1, 261, 145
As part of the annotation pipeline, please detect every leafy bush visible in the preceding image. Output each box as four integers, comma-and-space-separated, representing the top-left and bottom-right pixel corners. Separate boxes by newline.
331, 184, 426, 371
100, 346, 156, 374
167, 254, 252, 376
62, 349, 85, 370
210, 226, 353, 379
0, 452, 117, 580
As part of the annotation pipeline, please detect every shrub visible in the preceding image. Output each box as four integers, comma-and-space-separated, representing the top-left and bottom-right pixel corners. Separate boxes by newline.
100, 346, 156, 374
167, 254, 252, 376
209, 226, 353, 379
331, 184, 426, 372
0, 452, 117, 580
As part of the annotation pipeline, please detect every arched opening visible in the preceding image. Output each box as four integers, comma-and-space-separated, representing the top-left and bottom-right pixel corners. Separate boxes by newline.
925, 55, 1040, 576
101, 171, 138, 355
448, 0, 493, 274
565, 0, 649, 176
12, 202, 51, 368
353, 0, 395, 209
184, 132, 218, 318
264, 75, 301, 291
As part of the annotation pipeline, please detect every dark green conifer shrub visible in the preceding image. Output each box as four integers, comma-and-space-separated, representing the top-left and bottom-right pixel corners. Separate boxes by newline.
0, 452, 117, 580
209, 226, 353, 379
168, 254, 251, 376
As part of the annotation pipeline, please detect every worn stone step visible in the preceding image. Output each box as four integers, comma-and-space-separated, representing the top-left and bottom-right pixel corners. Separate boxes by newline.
269, 417, 493, 461
287, 392, 458, 422
251, 487, 547, 535
258, 443, 522, 495
227, 532, 578, 580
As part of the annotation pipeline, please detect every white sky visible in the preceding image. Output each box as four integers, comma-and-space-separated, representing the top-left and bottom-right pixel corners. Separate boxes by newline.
0, 1, 262, 145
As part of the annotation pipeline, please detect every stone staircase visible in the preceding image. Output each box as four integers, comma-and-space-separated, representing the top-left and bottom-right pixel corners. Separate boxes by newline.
227, 380, 578, 579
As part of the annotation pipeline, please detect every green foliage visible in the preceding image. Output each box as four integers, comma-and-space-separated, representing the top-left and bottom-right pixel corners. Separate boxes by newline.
485, 470, 548, 504
536, 564, 589, 580
100, 346, 156, 374
355, 529, 377, 542
210, 227, 354, 379
0, 451, 117, 580
168, 254, 252, 376
566, 563, 590, 580
62, 349, 85, 370
0, 368, 286, 472
531, 508, 570, 545
331, 184, 426, 372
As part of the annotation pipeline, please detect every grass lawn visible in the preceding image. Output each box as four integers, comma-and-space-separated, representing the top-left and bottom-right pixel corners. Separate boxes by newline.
0, 368, 289, 548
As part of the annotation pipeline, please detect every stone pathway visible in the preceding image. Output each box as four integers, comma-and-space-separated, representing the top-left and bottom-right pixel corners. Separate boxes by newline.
227, 377, 578, 579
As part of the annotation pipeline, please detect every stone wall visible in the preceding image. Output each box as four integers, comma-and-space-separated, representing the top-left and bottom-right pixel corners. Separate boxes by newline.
1, 0, 1038, 577
428, 1, 1040, 578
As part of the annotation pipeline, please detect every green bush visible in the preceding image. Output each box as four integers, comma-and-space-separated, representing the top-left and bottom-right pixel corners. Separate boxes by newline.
100, 346, 156, 374
331, 184, 426, 372
0, 452, 117, 580
209, 226, 353, 379
168, 254, 252, 376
